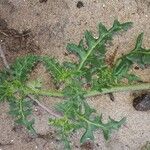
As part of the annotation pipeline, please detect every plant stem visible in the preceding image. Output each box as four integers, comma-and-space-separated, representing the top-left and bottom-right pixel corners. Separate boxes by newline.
86, 83, 150, 97
27, 89, 64, 97
29, 83, 150, 98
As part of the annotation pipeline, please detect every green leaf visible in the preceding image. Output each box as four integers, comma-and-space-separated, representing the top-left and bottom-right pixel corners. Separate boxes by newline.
0, 70, 9, 83
67, 20, 133, 75
125, 74, 141, 82
82, 101, 96, 116
9, 98, 35, 133
126, 34, 150, 66
99, 23, 108, 37
66, 43, 86, 60
80, 122, 95, 144
134, 33, 144, 50
127, 50, 150, 66
113, 33, 150, 80
113, 58, 132, 77
84, 30, 96, 48
0, 70, 11, 102
10, 55, 39, 82
112, 20, 133, 32
79, 113, 126, 144
102, 117, 126, 140
49, 116, 75, 149
96, 67, 118, 89
63, 62, 77, 70
143, 53, 150, 64
41, 56, 71, 83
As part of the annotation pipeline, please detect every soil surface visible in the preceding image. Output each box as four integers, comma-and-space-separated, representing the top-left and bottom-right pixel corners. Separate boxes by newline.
0, 0, 150, 150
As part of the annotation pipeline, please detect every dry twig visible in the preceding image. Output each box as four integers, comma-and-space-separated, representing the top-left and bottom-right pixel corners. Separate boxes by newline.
0, 44, 10, 69
28, 95, 61, 118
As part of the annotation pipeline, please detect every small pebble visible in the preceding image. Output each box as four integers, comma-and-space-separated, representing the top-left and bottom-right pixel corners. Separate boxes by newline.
39, 0, 47, 3
0, 18, 7, 30
133, 93, 150, 111
80, 141, 94, 150
77, 1, 84, 8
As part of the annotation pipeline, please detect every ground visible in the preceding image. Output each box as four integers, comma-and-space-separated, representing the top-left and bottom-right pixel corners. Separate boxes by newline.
0, 0, 150, 150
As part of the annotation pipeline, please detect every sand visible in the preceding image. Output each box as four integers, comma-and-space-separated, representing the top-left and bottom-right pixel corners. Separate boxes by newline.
0, 0, 150, 149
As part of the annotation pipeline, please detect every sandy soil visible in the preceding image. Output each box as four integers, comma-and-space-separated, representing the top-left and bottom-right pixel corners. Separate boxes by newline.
0, 0, 150, 150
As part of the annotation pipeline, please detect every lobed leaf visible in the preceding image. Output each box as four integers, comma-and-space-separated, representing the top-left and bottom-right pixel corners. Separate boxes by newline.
66, 20, 132, 84
10, 55, 39, 82
41, 56, 71, 84
79, 109, 126, 144
113, 33, 150, 79
9, 98, 35, 134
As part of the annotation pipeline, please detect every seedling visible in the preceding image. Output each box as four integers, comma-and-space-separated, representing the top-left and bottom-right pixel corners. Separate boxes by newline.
0, 20, 150, 149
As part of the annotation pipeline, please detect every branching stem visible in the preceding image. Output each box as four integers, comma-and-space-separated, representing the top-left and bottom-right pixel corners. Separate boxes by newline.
29, 83, 150, 98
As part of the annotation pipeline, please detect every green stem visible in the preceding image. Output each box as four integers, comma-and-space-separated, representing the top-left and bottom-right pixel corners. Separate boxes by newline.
28, 89, 64, 97
28, 83, 150, 98
86, 83, 150, 97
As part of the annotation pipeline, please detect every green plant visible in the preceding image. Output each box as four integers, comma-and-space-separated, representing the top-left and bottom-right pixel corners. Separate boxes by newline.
141, 141, 150, 150
0, 20, 150, 149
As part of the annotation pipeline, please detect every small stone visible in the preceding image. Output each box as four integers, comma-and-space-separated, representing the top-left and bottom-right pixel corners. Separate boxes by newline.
0, 18, 8, 30
134, 66, 139, 70
77, 1, 84, 8
133, 93, 150, 111
80, 141, 94, 150
102, 4, 106, 8
39, 0, 47, 3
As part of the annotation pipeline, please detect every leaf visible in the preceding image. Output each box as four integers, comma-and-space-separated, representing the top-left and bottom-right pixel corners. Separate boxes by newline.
97, 67, 118, 89
78, 99, 125, 144
82, 101, 96, 116
80, 122, 96, 144
10, 55, 39, 82
125, 74, 141, 82
112, 20, 133, 32
41, 56, 71, 83
127, 50, 150, 66
0, 70, 11, 102
66, 20, 133, 85
49, 116, 75, 149
9, 98, 35, 134
79, 113, 126, 144
113, 33, 150, 80
143, 53, 150, 64
56, 81, 85, 118
67, 43, 86, 60
134, 33, 144, 50
0, 70, 9, 83
84, 30, 96, 48
63, 62, 77, 70
101, 117, 126, 140
113, 58, 132, 77
126, 33, 150, 66
99, 23, 108, 37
